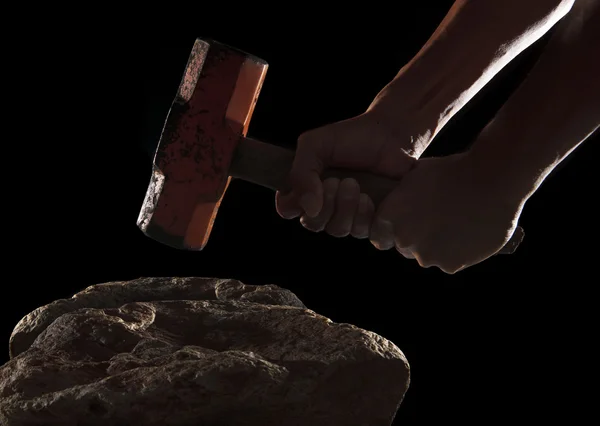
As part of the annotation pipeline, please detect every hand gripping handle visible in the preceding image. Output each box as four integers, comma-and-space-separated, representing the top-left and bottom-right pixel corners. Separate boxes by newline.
230, 137, 524, 255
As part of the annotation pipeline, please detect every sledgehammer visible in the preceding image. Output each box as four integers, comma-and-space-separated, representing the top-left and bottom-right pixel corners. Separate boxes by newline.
137, 38, 524, 253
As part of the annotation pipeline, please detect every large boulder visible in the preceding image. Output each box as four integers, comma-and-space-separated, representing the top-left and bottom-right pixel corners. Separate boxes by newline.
1, 277, 410, 426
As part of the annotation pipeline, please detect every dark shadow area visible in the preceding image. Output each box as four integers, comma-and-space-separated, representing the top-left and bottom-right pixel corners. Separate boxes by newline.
4, 3, 597, 424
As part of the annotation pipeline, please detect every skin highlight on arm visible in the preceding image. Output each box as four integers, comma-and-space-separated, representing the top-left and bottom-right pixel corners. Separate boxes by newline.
467, 0, 599, 204
369, 0, 575, 158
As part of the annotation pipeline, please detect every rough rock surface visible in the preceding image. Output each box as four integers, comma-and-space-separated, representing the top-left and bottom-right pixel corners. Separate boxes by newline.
1, 277, 410, 426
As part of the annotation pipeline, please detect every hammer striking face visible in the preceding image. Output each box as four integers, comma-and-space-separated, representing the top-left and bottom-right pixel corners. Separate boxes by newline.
137, 39, 268, 250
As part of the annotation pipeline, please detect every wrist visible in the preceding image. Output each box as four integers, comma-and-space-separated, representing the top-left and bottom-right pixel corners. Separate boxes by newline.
465, 120, 545, 205
366, 77, 440, 158
366, 46, 482, 158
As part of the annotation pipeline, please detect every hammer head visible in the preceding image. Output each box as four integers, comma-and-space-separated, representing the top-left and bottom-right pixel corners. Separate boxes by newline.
137, 38, 268, 250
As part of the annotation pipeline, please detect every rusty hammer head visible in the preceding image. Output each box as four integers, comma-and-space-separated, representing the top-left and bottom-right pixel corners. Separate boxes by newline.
137, 38, 268, 250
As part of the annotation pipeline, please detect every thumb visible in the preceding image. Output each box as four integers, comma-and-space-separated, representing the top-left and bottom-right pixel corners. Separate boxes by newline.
287, 129, 335, 218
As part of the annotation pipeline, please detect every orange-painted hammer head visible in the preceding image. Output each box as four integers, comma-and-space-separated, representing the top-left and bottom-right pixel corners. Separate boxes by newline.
137, 38, 268, 250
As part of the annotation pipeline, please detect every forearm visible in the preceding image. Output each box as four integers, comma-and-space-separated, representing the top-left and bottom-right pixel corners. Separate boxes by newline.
370, 0, 574, 157
468, 0, 599, 202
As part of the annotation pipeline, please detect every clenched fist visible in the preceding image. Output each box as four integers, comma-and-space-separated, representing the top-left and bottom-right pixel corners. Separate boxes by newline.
275, 110, 418, 237
370, 153, 525, 274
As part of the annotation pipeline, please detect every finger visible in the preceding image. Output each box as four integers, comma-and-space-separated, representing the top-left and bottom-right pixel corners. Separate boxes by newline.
351, 194, 375, 239
300, 178, 339, 232
413, 253, 435, 269
325, 178, 360, 237
290, 132, 334, 218
395, 246, 415, 259
369, 216, 395, 250
275, 190, 303, 219
440, 264, 467, 274
412, 246, 444, 269
413, 231, 482, 273
369, 192, 401, 250
370, 185, 412, 250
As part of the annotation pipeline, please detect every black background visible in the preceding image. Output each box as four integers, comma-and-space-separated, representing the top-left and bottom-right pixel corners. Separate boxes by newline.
4, 3, 597, 424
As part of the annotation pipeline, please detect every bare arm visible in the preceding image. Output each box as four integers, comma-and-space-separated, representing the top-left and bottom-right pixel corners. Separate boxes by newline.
369, 0, 575, 157
468, 0, 599, 202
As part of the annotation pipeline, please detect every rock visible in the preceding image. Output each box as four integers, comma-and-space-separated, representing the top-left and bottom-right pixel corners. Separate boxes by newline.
1, 277, 410, 426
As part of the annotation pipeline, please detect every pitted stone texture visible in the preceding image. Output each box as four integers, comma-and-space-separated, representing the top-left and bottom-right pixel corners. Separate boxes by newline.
1, 277, 410, 426
9, 277, 305, 358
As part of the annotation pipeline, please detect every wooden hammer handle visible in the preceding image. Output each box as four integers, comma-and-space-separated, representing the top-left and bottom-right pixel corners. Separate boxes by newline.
230, 137, 524, 255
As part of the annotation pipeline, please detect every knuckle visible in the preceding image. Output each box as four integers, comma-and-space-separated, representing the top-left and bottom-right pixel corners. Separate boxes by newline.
297, 131, 321, 150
